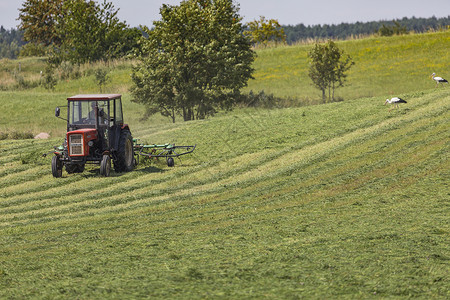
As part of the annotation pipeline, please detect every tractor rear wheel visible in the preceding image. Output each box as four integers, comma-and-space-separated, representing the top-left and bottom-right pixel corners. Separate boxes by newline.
52, 156, 62, 178
114, 130, 134, 172
100, 155, 111, 177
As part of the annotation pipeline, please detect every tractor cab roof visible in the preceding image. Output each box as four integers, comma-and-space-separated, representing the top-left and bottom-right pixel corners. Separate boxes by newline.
67, 94, 122, 101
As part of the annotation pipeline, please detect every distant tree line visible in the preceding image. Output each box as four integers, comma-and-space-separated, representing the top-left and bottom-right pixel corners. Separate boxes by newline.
1, 15, 449, 59
283, 16, 450, 43
0, 27, 26, 59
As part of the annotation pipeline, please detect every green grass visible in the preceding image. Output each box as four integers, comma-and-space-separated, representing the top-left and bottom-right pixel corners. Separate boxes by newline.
1, 30, 448, 105
0, 88, 448, 298
246, 31, 450, 101
0, 32, 449, 298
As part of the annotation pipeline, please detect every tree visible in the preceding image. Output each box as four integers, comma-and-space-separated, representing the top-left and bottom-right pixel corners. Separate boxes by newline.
308, 40, 354, 102
18, 0, 64, 46
131, 0, 255, 122
0, 27, 26, 59
42, 64, 57, 90
53, 0, 102, 64
245, 16, 286, 46
378, 21, 407, 36
53, 0, 134, 64
19, 0, 140, 64
94, 68, 110, 93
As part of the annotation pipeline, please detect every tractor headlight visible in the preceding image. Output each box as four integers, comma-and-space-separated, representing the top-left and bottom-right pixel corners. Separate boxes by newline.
88, 140, 94, 147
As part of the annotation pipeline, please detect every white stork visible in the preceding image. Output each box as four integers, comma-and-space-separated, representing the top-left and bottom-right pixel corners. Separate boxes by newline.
431, 73, 448, 87
385, 97, 407, 110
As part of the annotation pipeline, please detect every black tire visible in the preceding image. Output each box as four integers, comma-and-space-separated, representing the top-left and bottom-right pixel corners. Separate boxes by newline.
52, 156, 62, 178
77, 164, 85, 173
167, 157, 175, 167
65, 164, 85, 174
114, 130, 134, 172
100, 155, 111, 177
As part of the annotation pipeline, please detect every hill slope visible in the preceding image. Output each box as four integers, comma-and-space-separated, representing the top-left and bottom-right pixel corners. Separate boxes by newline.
247, 30, 450, 102
1, 31, 448, 109
0, 88, 448, 298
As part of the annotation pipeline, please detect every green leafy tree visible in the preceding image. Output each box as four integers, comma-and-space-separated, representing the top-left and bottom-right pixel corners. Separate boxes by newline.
18, 42, 47, 57
245, 16, 286, 46
19, 0, 140, 64
308, 40, 354, 102
42, 64, 57, 90
18, 0, 64, 46
131, 0, 255, 122
94, 68, 110, 93
378, 21, 408, 36
53, 0, 101, 64
0, 27, 25, 59
308, 43, 329, 102
53, 0, 132, 64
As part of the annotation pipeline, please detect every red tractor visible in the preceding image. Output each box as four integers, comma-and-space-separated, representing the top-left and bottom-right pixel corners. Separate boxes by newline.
52, 94, 134, 177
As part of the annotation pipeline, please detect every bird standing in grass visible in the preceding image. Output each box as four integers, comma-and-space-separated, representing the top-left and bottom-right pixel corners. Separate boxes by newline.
431, 73, 448, 87
385, 97, 407, 111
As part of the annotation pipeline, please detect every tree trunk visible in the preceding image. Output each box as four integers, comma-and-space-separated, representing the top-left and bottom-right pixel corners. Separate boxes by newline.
332, 81, 335, 101
328, 85, 331, 103
183, 107, 188, 121
183, 107, 193, 121
171, 107, 175, 123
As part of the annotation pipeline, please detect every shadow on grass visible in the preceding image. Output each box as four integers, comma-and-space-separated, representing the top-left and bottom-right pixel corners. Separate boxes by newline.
134, 165, 165, 174
78, 165, 165, 178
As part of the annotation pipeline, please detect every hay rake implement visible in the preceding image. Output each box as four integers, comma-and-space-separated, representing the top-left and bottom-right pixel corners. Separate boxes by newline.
133, 140, 196, 167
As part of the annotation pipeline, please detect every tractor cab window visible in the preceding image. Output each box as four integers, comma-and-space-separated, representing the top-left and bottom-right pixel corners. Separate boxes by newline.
114, 98, 123, 125
70, 100, 109, 125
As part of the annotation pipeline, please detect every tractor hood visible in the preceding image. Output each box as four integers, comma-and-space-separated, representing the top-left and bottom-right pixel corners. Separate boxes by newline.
67, 128, 97, 137
67, 129, 98, 157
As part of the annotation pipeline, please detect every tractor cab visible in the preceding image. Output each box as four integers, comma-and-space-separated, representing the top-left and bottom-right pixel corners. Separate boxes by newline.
62, 94, 124, 130
52, 94, 134, 177
63, 94, 124, 151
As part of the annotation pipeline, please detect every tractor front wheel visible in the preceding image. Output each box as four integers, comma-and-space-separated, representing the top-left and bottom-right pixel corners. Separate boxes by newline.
100, 155, 111, 177
52, 156, 63, 178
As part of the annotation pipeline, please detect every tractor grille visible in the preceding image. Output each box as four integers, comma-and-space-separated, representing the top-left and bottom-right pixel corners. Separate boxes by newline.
69, 134, 84, 155
70, 135, 82, 144
71, 145, 83, 155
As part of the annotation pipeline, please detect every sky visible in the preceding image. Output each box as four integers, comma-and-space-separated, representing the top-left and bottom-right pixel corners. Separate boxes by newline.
1, 0, 449, 30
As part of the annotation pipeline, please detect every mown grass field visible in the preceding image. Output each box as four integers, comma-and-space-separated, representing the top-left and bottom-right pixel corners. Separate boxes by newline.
0, 31, 449, 298
1, 88, 449, 298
